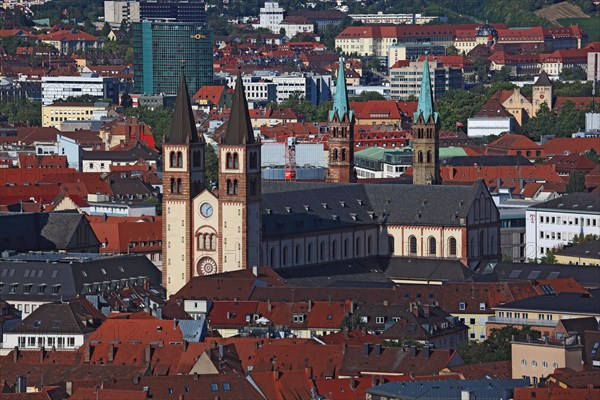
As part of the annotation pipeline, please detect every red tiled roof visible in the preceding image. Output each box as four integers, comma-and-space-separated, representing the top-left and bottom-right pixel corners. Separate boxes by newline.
87, 215, 162, 254
543, 138, 600, 156
443, 360, 512, 380
486, 133, 539, 151
514, 386, 600, 400
546, 154, 597, 175
476, 98, 514, 118
553, 97, 594, 113
193, 85, 227, 102
38, 30, 99, 42
351, 100, 403, 120
18, 154, 68, 168
86, 319, 184, 345
441, 164, 563, 184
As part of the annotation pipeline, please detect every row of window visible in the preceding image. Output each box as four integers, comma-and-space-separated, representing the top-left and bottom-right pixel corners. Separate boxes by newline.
539, 215, 598, 226
521, 359, 559, 369
406, 236, 458, 256
3, 283, 60, 294
17, 336, 76, 348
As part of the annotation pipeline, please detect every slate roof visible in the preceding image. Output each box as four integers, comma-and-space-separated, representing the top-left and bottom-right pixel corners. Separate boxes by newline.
0, 254, 161, 301
534, 70, 553, 87
168, 71, 201, 144
494, 293, 600, 315
528, 192, 600, 213
81, 142, 159, 161
0, 212, 99, 252
261, 180, 484, 238
556, 241, 600, 260
221, 71, 254, 145
7, 299, 104, 335
490, 262, 600, 288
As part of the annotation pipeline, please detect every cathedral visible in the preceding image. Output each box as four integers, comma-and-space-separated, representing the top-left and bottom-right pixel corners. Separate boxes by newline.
162, 60, 500, 296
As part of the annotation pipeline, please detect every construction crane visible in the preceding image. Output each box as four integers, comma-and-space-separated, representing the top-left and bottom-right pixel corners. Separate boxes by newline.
284, 134, 297, 181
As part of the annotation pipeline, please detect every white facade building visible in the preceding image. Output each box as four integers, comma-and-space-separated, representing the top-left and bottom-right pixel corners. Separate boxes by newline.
41, 75, 119, 105
252, 1, 284, 32
525, 193, 600, 261
588, 52, 599, 82
467, 116, 515, 138
104, 0, 140, 27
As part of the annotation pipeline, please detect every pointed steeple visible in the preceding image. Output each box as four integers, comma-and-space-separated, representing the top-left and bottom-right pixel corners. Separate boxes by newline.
329, 56, 354, 122
534, 70, 552, 87
222, 70, 255, 145
414, 56, 439, 124
169, 69, 201, 144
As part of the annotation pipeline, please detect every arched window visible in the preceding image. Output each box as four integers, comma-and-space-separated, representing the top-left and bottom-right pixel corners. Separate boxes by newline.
490, 235, 496, 255
449, 237, 457, 256
226, 179, 232, 195
176, 178, 182, 194
320, 241, 326, 261
418, 151, 423, 163
388, 235, 395, 254
307, 243, 313, 262
226, 152, 233, 169
170, 151, 176, 168
485, 198, 491, 220
193, 150, 201, 167
344, 238, 349, 258
209, 234, 216, 250
367, 235, 372, 255
170, 178, 175, 193
427, 150, 432, 163
428, 237, 437, 256
474, 199, 479, 222
176, 151, 183, 168
270, 247, 276, 267
283, 246, 288, 266
233, 180, 238, 195
233, 153, 239, 169
341, 148, 347, 161
331, 240, 337, 260
333, 148, 338, 161
470, 238, 475, 257
479, 194, 485, 220
198, 234, 204, 250
409, 236, 417, 254
295, 244, 301, 264
355, 237, 361, 256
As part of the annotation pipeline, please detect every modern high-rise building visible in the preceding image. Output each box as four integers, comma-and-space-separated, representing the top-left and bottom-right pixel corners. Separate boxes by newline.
132, 20, 212, 96
140, 0, 206, 24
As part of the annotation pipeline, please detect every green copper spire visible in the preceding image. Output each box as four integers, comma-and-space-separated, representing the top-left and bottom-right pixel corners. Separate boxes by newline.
329, 56, 354, 122
414, 56, 439, 124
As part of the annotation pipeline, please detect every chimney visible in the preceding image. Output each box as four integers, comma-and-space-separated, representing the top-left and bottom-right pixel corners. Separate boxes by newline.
305, 366, 312, 380
350, 375, 357, 390
83, 342, 91, 364
144, 344, 151, 363
211, 340, 217, 348
423, 345, 431, 359
218, 344, 224, 360
363, 342, 370, 357
39, 346, 45, 363
132, 375, 140, 384
341, 342, 347, 354
267, 299, 272, 312
173, 319, 178, 330
371, 375, 378, 387
308, 299, 312, 312
411, 304, 420, 318
13, 347, 19, 363
423, 304, 430, 318
108, 343, 115, 363
102, 213, 107, 223
273, 368, 281, 381
383, 300, 388, 306
374, 343, 382, 356
182, 340, 188, 352
252, 265, 258, 277
409, 346, 417, 357
193, 373, 199, 381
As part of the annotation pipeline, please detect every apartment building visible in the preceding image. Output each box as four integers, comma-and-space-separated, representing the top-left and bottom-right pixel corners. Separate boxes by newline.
389, 59, 462, 100
525, 193, 600, 261
41, 75, 119, 105
42, 102, 109, 128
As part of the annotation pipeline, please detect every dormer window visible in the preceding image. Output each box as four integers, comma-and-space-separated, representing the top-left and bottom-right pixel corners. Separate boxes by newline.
459, 302, 466, 311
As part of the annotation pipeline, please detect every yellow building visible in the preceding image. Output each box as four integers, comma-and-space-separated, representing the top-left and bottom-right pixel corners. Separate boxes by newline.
511, 337, 583, 385
42, 102, 108, 129
554, 241, 600, 266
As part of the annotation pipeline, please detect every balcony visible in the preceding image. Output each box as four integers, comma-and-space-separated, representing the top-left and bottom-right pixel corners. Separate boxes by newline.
487, 317, 558, 327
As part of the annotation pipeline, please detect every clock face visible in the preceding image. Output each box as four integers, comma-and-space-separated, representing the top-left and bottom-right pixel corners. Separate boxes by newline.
539, 94, 544, 99
200, 202, 213, 218
197, 257, 217, 276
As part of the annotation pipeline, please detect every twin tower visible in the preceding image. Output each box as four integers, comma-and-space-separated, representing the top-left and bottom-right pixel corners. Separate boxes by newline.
162, 59, 439, 295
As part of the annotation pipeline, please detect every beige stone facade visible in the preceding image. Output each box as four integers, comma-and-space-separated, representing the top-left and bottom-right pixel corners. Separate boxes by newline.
511, 340, 583, 385
42, 103, 107, 128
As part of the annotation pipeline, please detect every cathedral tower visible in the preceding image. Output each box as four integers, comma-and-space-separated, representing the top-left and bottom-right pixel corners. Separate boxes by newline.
412, 56, 441, 185
327, 57, 356, 183
217, 71, 262, 273
162, 70, 205, 295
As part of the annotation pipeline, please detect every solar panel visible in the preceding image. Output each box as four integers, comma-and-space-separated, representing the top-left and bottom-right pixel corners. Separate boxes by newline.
508, 270, 522, 279
527, 271, 541, 280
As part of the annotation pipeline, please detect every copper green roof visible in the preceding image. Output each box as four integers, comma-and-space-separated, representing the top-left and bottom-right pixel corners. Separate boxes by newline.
222, 70, 255, 145
329, 56, 354, 122
413, 56, 439, 124
168, 71, 201, 144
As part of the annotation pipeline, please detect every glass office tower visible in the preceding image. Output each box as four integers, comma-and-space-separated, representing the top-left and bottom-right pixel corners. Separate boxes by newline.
133, 21, 213, 96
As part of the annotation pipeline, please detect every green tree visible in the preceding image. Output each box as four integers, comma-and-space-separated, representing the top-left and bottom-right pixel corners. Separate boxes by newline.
584, 148, 599, 164
458, 326, 541, 364
124, 106, 174, 145
561, 66, 587, 81
436, 89, 486, 131
351, 91, 385, 102
446, 45, 459, 56
571, 233, 600, 245
121, 92, 133, 108
566, 171, 587, 193
205, 145, 218, 188
0, 98, 41, 126
101, 22, 112, 37
492, 66, 512, 83
540, 250, 557, 264
523, 103, 555, 140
